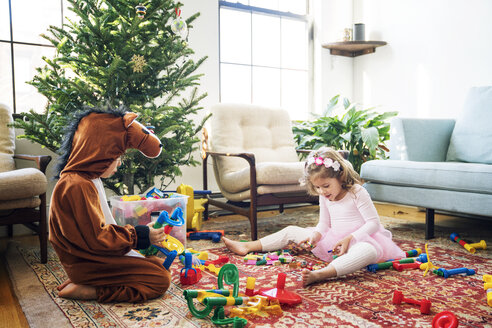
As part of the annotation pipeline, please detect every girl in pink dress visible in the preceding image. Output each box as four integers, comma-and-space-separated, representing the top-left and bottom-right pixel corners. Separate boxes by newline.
223, 147, 404, 286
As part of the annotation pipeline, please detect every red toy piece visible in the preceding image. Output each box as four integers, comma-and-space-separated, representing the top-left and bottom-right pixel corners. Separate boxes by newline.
258, 273, 302, 305
180, 252, 202, 285
392, 290, 431, 314
204, 255, 229, 266
432, 311, 458, 328
393, 261, 422, 271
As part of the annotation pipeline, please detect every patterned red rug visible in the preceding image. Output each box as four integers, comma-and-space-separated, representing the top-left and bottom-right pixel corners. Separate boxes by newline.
6, 237, 492, 328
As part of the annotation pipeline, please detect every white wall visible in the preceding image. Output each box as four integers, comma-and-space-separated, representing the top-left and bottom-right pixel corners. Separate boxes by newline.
348, 0, 492, 118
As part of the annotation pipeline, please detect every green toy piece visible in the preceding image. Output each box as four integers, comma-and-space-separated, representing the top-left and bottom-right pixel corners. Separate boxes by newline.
183, 264, 247, 327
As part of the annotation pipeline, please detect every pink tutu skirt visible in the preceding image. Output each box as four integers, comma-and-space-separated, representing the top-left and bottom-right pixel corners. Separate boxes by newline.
310, 227, 405, 263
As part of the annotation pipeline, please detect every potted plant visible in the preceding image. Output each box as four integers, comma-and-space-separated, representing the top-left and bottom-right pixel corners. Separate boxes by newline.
292, 95, 397, 173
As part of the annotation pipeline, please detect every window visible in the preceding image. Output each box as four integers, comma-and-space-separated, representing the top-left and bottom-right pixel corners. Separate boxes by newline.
219, 0, 312, 120
0, 0, 73, 114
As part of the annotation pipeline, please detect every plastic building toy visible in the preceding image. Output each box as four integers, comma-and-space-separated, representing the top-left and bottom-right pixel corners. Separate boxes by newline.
229, 295, 282, 319
176, 184, 209, 231
432, 311, 458, 328
450, 232, 476, 254
257, 273, 302, 305
392, 290, 431, 314
468, 240, 487, 251
120, 194, 143, 201
422, 243, 439, 277
146, 187, 165, 199
140, 208, 185, 256
393, 261, 422, 271
483, 275, 492, 307
133, 205, 148, 217
405, 248, 422, 257
183, 264, 248, 327
188, 231, 223, 243
205, 255, 229, 266
180, 252, 202, 285
367, 258, 415, 272
245, 277, 256, 296
436, 267, 476, 278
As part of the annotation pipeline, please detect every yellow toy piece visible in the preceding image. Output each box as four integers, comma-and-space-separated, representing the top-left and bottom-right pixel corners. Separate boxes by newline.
469, 240, 487, 250
177, 184, 208, 231
484, 275, 492, 307
134, 205, 147, 216
199, 263, 222, 275
229, 295, 283, 318
161, 235, 184, 254
185, 248, 209, 261
422, 243, 439, 277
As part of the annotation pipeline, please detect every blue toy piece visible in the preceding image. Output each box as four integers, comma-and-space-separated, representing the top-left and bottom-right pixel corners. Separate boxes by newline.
152, 244, 178, 270
167, 207, 185, 226
181, 253, 199, 278
437, 267, 476, 278
146, 187, 165, 199
188, 231, 222, 243
416, 254, 428, 263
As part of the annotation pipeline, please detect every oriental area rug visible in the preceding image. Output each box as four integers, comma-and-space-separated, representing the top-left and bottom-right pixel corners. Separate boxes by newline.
5, 207, 492, 328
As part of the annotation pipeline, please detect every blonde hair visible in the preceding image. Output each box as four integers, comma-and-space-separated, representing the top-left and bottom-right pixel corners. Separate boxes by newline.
301, 147, 361, 196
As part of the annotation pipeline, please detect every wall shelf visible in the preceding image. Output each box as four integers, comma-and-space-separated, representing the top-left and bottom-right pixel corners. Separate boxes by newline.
322, 41, 387, 57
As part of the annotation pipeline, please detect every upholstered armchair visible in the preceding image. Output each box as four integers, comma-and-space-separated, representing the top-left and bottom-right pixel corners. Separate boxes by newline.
0, 104, 51, 263
202, 103, 319, 240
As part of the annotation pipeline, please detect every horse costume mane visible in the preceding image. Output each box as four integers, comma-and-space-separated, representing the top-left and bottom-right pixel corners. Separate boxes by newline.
55, 106, 162, 179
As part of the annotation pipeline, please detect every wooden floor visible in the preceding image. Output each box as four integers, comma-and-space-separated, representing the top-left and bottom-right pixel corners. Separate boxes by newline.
0, 203, 487, 328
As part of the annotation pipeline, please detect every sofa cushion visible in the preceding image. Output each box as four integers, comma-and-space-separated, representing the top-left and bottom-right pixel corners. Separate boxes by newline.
361, 160, 492, 195
0, 103, 16, 172
446, 86, 492, 164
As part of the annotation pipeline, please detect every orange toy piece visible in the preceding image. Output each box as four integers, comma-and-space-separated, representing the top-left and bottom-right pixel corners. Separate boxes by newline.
229, 295, 282, 318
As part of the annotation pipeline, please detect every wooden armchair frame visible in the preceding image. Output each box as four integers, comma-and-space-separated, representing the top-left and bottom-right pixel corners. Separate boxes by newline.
1, 154, 52, 263
202, 150, 318, 240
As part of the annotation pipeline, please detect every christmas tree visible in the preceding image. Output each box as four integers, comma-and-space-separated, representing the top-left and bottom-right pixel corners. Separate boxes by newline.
13, 0, 208, 194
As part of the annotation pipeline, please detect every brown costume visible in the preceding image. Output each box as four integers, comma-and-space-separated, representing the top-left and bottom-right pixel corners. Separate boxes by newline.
49, 109, 170, 303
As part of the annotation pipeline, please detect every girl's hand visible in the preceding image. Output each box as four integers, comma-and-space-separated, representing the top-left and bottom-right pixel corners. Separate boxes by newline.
147, 222, 167, 245
299, 231, 322, 249
332, 235, 353, 256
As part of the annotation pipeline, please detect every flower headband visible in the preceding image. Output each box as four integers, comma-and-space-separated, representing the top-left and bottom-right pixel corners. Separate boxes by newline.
307, 156, 341, 171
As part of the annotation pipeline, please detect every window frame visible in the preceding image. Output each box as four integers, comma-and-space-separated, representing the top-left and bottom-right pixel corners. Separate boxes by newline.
218, 0, 314, 116
0, 0, 64, 115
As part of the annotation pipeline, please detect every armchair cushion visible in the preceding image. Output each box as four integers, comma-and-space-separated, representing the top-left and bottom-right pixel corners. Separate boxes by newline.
221, 161, 304, 193
446, 86, 492, 164
210, 103, 302, 193
0, 168, 48, 202
0, 103, 16, 172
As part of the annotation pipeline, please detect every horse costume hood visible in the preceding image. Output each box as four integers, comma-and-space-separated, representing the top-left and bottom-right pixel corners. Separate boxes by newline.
56, 107, 162, 179
49, 108, 170, 303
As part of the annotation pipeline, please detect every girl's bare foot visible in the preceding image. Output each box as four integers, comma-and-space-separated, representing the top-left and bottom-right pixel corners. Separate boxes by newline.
58, 283, 97, 300
302, 265, 337, 287
57, 279, 72, 291
222, 237, 261, 256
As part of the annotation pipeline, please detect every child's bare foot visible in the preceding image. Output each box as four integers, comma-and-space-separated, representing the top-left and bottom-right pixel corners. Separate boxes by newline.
222, 237, 260, 256
58, 283, 97, 300
57, 279, 72, 291
302, 269, 321, 286
302, 265, 337, 287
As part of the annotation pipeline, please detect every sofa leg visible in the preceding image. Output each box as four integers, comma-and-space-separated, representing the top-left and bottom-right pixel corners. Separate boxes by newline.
425, 208, 435, 240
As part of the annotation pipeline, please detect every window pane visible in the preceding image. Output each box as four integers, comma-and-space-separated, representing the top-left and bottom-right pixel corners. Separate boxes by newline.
279, 0, 307, 15
281, 18, 307, 70
0, 43, 13, 110
220, 63, 251, 103
12, 0, 61, 45
252, 66, 280, 107
63, 0, 81, 25
281, 69, 308, 120
0, 0, 10, 40
220, 8, 251, 65
252, 13, 280, 67
13, 44, 56, 113
249, 0, 278, 11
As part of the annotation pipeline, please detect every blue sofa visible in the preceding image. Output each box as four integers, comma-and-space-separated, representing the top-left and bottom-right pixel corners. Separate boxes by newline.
361, 87, 492, 239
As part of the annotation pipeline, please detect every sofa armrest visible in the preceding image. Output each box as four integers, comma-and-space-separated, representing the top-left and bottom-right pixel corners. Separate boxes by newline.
389, 118, 456, 162
13, 154, 52, 174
